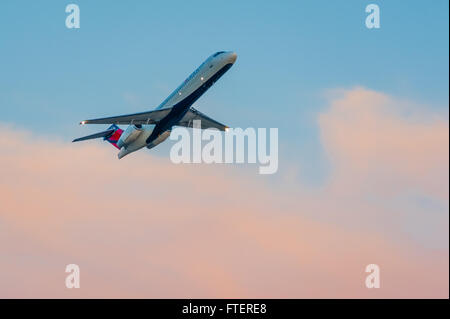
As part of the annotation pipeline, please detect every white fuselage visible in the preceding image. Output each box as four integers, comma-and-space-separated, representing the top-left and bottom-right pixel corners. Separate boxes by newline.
117, 51, 237, 159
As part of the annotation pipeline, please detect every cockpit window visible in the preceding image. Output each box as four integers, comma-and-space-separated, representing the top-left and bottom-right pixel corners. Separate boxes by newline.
213, 51, 225, 57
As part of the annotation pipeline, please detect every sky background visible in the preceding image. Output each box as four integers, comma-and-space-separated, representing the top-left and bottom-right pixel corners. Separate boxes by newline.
0, 0, 448, 298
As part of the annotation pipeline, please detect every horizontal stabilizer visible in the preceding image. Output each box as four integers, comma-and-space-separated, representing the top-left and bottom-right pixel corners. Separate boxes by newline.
177, 107, 228, 131
72, 129, 115, 142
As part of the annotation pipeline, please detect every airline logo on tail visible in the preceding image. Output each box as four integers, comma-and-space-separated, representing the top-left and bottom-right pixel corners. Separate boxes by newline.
104, 124, 123, 149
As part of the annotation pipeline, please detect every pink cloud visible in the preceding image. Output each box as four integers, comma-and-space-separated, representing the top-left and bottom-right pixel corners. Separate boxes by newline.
0, 88, 448, 298
319, 87, 449, 200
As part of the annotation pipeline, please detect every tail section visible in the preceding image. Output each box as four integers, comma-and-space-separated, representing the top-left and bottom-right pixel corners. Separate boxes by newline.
103, 124, 123, 149
73, 124, 124, 150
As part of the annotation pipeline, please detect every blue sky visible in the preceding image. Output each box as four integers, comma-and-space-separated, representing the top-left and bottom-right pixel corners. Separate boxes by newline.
1, 0, 448, 183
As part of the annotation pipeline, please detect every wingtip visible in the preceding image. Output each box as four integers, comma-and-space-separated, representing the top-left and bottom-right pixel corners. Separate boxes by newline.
79, 120, 87, 125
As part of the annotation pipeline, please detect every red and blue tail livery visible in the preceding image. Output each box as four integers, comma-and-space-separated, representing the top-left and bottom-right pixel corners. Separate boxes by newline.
72, 124, 123, 149
104, 124, 123, 149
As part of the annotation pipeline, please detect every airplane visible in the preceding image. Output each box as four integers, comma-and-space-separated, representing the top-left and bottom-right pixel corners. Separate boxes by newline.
73, 51, 237, 159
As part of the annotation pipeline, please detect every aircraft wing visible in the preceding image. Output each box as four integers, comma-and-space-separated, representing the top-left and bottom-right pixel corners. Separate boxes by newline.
80, 108, 172, 125
177, 107, 228, 131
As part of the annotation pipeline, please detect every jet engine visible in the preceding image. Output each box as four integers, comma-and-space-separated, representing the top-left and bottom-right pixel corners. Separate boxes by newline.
116, 124, 144, 149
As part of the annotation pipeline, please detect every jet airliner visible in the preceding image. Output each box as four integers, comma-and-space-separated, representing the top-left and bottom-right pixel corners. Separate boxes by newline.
73, 51, 237, 159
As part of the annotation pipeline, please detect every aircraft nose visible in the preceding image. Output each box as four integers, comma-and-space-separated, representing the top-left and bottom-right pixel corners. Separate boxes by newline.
228, 52, 237, 63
